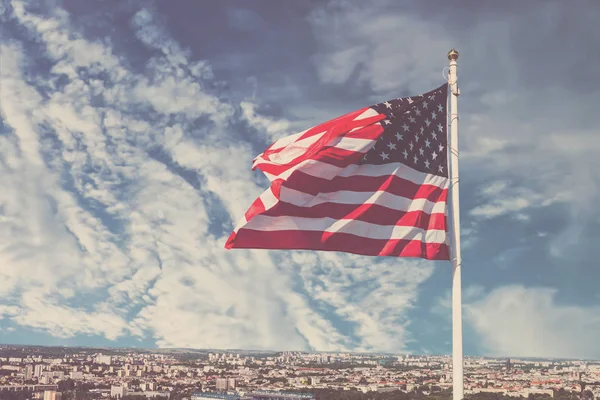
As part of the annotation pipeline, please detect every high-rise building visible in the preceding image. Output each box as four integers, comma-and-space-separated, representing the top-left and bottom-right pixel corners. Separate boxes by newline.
227, 378, 236, 390
34, 364, 44, 377
25, 365, 34, 380
506, 358, 511, 372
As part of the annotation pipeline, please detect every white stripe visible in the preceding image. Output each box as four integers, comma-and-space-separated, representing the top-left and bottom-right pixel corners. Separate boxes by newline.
268, 128, 309, 151
254, 107, 382, 169
278, 160, 448, 188
258, 131, 326, 166
354, 107, 379, 121
279, 186, 447, 215
256, 131, 374, 168
326, 136, 375, 153
243, 215, 447, 243
234, 186, 279, 232
269, 108, 377, 151
261, 187, 279, 211
262, 171, 277, 181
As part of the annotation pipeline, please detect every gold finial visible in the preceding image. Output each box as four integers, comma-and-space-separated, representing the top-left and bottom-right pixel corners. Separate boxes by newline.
447, 48, 459, 61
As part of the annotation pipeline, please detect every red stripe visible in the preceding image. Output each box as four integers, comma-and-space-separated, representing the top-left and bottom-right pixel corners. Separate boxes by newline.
262, 202, 447, 230
226, 229, 450, 260
296, 107, 372, 141
261, 107, 372, 158
254, 124, 384, 175
244, 197, 266, 222
255, 145, 370, 177
343, 124, 385, 140
283, 171, 448, 202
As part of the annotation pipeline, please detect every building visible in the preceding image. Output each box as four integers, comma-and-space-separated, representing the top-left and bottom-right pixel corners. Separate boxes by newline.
0, 384, 59, 392
25, 365, 34, 380
216, 378, 229, 391
111, 385, 127, 399
96, 355, 112, 365
43, 391, 62, 400
139, 391, 170, 398
249, 391, 316, 400
70, 371, 84, 380
228, 378, 236, 390
192, 394, 245, 400
34, 364, 44, 377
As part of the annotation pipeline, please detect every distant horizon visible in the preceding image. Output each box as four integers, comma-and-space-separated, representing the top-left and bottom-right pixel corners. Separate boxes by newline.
1, 343, 598, 363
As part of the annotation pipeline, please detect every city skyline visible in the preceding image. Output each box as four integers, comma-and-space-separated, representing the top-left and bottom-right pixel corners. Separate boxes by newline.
0, 344, 599, 399
1, 344, 599, 363
1, 0, 599, 360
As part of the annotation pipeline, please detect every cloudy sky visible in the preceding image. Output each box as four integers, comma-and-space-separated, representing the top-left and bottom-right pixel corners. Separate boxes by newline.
1, 0, 599, 360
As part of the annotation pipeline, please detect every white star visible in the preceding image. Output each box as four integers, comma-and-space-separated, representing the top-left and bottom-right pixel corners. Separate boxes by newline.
431, 151, 438, 160
363, 154, 368, 160
414, 134, 419, 143
389, 112, 395, 118
415, 109, 421, 116
425, 119, 431, 126
419, 148, 425, 156
409, 116, 416, 123
407, 98, 414, 104
438, 144, 444, 152
380, 151, 389, 160
420, 126, 424, 134
383, 101, 392, 109
409, 142, 414, 150
424, 159, 431, 169
437, 123, 444, 132
437, 104, 444, 112
402, 150, 408, 159
431, 131, 437, 140
424, 138, 431, 148
428, 94, 435, 100
422, 101, 429, 109
413, 155, 418, 164
387, 142, 397, 150
431, 111, 437, 120
395, 132, 403, 141
384, 119, 391, 125
402, 123, 410, 132
438, 165, 444, 173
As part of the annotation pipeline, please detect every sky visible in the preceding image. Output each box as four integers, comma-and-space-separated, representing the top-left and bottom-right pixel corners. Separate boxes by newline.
0, 0, 599, 360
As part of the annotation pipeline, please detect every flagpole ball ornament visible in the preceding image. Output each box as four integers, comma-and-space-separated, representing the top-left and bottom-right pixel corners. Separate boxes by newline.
447, 48, 459, 61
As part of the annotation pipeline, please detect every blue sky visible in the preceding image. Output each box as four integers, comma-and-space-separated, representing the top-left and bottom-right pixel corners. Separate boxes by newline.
0, 0, 599, 359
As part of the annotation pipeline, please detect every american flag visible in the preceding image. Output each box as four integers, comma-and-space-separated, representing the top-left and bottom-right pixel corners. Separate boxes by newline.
225, 84, 450, 260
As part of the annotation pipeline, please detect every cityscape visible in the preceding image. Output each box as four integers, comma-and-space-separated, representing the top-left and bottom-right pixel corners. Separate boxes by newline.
0, 345, 598, 400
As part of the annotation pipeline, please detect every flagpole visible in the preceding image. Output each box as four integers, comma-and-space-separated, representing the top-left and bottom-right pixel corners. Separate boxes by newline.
447, 48, 464, 400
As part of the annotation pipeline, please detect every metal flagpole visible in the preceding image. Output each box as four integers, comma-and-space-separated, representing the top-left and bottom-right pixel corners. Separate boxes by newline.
447, 48, 464, 400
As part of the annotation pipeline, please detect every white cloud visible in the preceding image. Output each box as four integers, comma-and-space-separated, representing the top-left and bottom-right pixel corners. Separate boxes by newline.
240, 101, 292, 142
465, 285, 600, 359
309, 0, 452, 97
0, 0, 434, 353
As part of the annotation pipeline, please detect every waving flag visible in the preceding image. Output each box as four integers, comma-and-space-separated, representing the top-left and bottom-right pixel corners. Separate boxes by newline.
225, 84, 450, 260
